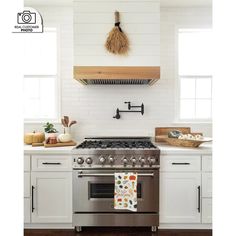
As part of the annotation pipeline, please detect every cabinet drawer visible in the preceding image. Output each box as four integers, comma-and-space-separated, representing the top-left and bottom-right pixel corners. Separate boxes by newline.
161, 155, 201, 172
24, 155, 30, 172
202, 198, 212, 223
202, 173, 212, 197
24, 198, 31, 223
202, 155, 212, 172
32, 155, 72, 171
24, 173, 30, 198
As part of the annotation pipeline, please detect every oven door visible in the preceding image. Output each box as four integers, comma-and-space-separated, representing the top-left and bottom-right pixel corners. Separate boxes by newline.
73, 169, 159, 213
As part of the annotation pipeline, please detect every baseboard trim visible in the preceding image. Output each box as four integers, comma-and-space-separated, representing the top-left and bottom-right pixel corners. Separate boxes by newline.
24, 223, 211, 230
159, 223, 212, 229
24, 223, 73, 229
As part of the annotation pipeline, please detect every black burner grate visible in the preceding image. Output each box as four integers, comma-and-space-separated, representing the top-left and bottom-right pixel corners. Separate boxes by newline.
76, 140, 157, 149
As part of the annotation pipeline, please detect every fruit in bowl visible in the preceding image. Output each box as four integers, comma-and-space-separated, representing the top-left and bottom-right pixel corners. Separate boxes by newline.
167, 130, 205, 141
168, 130, 183, 138
178, 133, 204, 140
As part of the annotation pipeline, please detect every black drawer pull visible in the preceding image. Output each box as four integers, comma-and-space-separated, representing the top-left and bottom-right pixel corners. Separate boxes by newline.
197, 186, 201, 213
172, 162, 190, 165
42, 162, 61, 165
31, 186, 35, 212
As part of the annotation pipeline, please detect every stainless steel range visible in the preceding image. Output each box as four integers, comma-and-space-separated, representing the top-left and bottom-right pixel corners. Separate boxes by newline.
72, 137, 160, 232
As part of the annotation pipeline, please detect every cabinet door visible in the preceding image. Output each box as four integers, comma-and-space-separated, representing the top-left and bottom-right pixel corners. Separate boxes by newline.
160, 172, 201, 223
31, 172, 72, 223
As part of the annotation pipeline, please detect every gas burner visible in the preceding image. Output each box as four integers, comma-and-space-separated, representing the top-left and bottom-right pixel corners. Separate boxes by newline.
76, 138, 157, 149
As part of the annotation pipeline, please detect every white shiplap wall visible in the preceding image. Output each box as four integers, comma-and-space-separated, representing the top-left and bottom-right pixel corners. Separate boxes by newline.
74, 0, 160, 66
24, 5, 212, 139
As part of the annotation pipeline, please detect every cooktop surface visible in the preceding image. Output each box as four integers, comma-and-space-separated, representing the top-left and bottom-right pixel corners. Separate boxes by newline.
76, 137, 157, 149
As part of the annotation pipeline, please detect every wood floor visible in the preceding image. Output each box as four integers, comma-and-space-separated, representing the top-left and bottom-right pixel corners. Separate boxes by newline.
24, 228, 212, 236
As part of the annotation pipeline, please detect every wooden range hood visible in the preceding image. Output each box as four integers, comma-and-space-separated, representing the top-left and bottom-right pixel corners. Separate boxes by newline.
74, 66, 160, 85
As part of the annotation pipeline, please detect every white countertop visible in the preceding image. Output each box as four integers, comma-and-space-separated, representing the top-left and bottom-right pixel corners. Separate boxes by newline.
155, 142, 212, 155
24, 145, 76, 154
24, 141, 212, 155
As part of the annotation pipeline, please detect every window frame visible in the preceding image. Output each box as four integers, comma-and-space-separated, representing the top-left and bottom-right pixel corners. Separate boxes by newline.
24, 26, 61, 124
175, 26, 213, 123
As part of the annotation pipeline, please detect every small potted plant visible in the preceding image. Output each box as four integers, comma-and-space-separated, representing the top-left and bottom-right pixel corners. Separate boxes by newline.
43, 122, 58, 139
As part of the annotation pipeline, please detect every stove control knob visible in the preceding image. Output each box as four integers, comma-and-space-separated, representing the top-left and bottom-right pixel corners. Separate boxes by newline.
139, 157, 145, 165
99, 156, 106, 164
131, 157, 137, 165
77, 157, 84, 165
123, 157, 128, 165
148, 157, 156, 166
86, 157, 93, 165
108, 156, 114, 164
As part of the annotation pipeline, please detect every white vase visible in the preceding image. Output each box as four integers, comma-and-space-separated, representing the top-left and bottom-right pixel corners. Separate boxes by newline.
64, 127, 71, 135
58, 127, 72, 143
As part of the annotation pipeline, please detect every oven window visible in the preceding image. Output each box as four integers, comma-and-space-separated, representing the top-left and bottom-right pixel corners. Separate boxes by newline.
90, 183, 142, 198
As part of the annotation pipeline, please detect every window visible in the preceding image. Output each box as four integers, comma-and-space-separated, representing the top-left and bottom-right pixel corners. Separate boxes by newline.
178, 29, 212, 120
23, 28, 59, 122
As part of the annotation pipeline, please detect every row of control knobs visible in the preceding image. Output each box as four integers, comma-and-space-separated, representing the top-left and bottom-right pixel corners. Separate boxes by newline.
77, 156, 156, 166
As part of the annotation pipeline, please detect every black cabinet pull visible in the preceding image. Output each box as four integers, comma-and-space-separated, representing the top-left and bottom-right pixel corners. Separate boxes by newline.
42, 162, 61, 165
31, 186, 35, 212
172, 162, 190, 165
197, 186, 201, 213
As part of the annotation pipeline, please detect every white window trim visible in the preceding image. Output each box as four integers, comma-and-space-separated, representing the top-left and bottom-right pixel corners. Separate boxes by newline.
174, 26, 213, 123
24, 26, 61, 124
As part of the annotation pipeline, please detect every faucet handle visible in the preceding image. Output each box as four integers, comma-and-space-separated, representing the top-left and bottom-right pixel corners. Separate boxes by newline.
124, 101, 131, 110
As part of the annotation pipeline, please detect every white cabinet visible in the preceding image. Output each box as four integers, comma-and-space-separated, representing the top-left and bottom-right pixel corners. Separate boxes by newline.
202, 173, 212, 198
24, 173, 30, 198
160, 154, 212, 227
24, 198, 31, 223
32, 155, 72, 172
202, 155, 212, 172
161, 155, 201, 172
24, 155, 31, 223
24, 155, 31, 171
31, 172, 72, 223
201, 155, 212, 224
202, 198, 212, 223
160, 172, 201, 223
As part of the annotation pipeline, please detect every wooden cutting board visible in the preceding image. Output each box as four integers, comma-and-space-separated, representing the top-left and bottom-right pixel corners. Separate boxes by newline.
32, 142, 44, 147
44, 141, 77, 148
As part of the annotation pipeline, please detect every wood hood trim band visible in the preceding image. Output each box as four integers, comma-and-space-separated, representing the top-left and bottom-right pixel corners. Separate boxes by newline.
73, 66, 160, 85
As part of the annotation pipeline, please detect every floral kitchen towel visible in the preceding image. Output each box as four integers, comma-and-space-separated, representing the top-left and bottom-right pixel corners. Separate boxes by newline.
114, 172, 137, 212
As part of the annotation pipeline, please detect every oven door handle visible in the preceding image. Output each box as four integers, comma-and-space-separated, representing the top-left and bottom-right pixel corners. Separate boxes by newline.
77, 173, 155, 177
